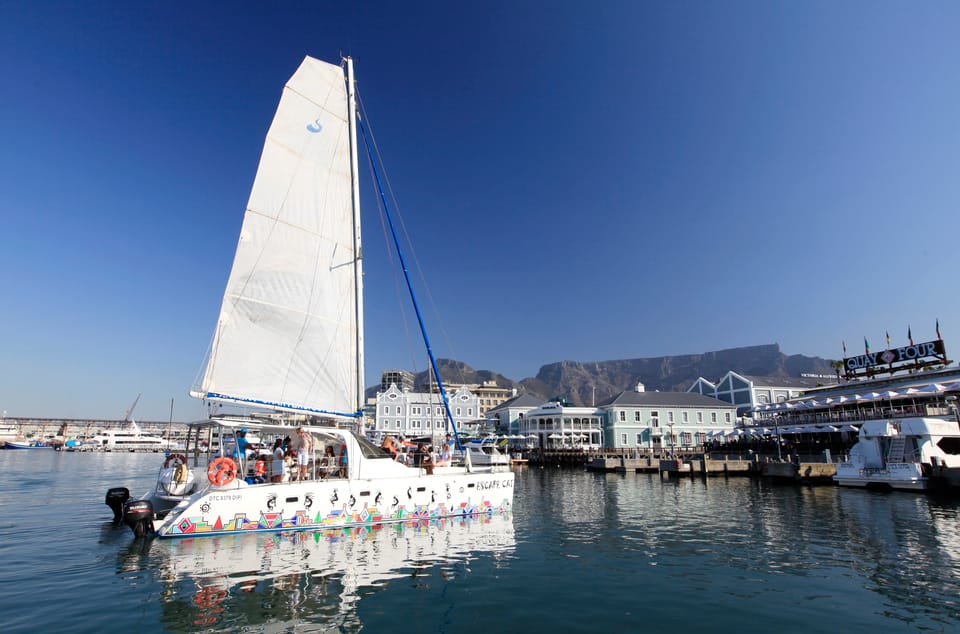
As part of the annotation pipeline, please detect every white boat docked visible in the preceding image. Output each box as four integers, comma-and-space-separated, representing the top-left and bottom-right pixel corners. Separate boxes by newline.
109, 55, 514, 538
90, 420, 176, 452
463, 436, 511, 467
0, 420, 18, 446
834, 417, 960, 491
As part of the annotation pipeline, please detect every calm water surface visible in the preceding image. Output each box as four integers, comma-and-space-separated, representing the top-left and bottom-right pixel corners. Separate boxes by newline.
1, 451, 958, 633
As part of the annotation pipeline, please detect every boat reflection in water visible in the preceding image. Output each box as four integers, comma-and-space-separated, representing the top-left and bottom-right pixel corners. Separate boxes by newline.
118, 513, 515, 630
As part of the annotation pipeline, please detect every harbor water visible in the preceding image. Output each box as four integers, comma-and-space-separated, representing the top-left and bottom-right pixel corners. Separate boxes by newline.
1, 451, 958, 633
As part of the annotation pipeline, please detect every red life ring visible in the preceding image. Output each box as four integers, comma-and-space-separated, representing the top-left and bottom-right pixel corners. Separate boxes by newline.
164, 453, 187, 469
207, 457, 237, 486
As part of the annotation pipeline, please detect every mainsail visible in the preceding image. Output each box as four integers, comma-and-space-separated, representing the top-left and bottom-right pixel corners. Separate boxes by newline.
196, 57, 361, 417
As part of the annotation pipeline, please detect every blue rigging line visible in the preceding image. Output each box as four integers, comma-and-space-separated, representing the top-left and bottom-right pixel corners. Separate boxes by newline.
357, 118, 464, 451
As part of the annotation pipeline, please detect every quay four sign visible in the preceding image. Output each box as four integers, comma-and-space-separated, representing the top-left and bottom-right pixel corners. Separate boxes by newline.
843, 339, 947, 378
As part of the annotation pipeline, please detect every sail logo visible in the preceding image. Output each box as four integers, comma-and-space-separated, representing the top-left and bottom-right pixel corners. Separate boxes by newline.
306, 117, 323, 133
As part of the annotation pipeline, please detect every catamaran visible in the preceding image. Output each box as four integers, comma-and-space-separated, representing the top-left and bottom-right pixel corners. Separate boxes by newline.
107, 56, 514, 538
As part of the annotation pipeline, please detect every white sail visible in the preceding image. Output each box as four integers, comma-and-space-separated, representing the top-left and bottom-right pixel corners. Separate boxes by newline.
198, 56, 360, 417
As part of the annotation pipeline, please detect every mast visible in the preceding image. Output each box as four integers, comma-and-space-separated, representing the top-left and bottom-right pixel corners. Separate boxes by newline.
345, 57, 365, 422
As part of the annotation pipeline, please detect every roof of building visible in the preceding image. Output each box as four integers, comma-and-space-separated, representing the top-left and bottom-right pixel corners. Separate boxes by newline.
487, 392, 543, 413
598, 391, 736, 408
800, 365, 960, 398
739, 374, 833, 389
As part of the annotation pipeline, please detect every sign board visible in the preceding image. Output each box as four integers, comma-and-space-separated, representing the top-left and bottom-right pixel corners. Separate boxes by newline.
843, 339, 949, 379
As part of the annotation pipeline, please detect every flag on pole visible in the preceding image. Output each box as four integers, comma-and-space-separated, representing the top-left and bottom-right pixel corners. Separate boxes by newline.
885, 331, 891, 348
864, 337, 871, 355
842, 340, 847, 356
936, 319, 942, 340
908, 325, 914, 346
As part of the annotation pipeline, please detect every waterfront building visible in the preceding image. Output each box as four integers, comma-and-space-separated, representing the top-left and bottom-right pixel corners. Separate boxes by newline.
520, 401, 604, 449
380, 369, 414, 393
374, 384, 481, 439
485, 392, 544, 435
687, 370, 831, 416
419, 378, 515, 416
599, 385, 737, 450
753, 365, 960, 427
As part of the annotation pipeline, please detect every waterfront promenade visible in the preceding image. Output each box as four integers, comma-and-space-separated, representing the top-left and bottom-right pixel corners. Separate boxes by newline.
1, 416, 190, 448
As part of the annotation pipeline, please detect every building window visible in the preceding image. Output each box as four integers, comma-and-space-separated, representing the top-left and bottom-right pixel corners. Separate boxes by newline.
619, 411, 625, 422
636, 433, 643, 445
468, 408, 473, 416
396, 406, 401, 415
456, 407, 461, 416
697, 412, 703, 423
652, 419, 659, 428
668, 412, 674, 423
620, 433, 627, 446
682, 412, 689, 423
635, 411, 641, 421
382, 406, 388, 414
681, 432, 692, 445
711, 412, 717, 423
725, 412, 731, 423
411, 420, 421, 429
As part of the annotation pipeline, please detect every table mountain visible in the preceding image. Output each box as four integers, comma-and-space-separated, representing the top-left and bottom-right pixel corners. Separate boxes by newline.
370, 344, 836, 406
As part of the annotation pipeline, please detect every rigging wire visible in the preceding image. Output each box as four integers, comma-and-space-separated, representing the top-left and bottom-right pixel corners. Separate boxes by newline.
358, 118, 421, 379
355, 109, 464, 449
355, 91, 469, 386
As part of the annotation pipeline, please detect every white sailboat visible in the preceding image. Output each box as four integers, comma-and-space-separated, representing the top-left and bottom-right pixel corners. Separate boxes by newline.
110, 56, 514, 538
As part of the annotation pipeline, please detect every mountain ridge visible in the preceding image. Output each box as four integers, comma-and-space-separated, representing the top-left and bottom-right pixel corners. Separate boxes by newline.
367, 343, 837, 405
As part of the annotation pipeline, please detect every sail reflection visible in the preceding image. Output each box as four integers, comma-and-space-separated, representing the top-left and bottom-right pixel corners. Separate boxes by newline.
118, 514, 515, 631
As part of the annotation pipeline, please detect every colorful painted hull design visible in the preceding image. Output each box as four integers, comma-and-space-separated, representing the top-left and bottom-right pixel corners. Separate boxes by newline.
153, 473, 515, 538
166, 499, 511, 536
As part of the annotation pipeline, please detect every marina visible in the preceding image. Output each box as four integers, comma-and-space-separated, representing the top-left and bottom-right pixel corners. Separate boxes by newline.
2, 449, 960, 632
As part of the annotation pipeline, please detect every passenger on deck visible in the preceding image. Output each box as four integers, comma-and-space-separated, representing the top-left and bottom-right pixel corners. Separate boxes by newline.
416, 443, 434, 475
339, 444, 348, 478
381, 435, 397, 456
294, 427, 312, 480
321, 445, 336, 478
271, 438, 285, 482
436, 444, 452, 467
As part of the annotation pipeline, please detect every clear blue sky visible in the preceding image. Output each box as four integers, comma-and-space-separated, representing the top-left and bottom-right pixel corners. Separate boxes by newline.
2, 1, 958, 421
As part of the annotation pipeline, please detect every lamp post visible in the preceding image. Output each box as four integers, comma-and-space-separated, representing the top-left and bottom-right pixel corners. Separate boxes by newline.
774, 418, 782, 461
668, 422, 675, 458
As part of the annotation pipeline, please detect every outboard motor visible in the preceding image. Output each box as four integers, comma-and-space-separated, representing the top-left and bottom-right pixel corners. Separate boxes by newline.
122, 499, 155, 538
105, 487, 130, 525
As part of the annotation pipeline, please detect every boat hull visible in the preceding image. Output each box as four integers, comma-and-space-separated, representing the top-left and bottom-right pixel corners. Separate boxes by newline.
4, 441, 53, 450
153, 469, 514, 538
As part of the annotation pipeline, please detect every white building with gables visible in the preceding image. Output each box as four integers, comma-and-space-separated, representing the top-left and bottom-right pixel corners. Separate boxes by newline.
687, 371, 831, 415
374, 384, 481, 440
